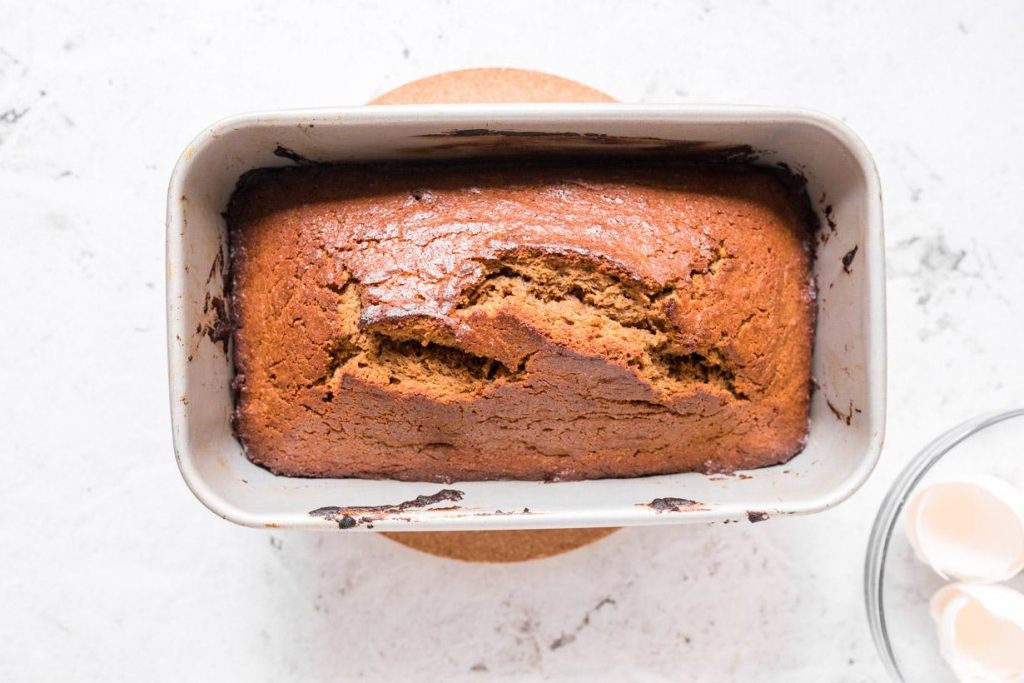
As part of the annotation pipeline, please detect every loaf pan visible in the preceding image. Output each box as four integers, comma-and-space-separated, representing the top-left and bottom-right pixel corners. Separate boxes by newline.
166, 104, 885, 530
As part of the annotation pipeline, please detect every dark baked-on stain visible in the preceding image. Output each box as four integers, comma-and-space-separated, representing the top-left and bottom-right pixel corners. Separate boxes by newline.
747, 511, 770, 523
643, 497, 705, 513
842, 245, 858, 274
818, 203, 837, 245
826, 398, 854, 426
197, 290, 233, 353
206, 248, 224, 285
309, 488, 465, 529
409, 131, 760, 162
228, 158, 818, 481
192, 249, 233, 355
272, 145, 315, 165
203, 296, 233, 351
824, 204, 837, 230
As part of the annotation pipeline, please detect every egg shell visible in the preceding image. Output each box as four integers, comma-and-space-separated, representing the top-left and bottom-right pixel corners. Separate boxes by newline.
931, 583, 1024, 683
906, 475, 1024, 583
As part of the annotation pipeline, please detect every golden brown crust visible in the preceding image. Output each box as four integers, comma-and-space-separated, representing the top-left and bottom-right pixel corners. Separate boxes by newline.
228, 160, 815, 481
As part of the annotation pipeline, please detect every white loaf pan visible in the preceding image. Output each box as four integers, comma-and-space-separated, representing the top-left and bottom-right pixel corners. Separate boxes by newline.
166, 104, 885, 531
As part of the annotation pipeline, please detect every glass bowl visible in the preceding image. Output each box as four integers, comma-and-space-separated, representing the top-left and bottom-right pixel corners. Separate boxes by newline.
865, 408, 1024, 681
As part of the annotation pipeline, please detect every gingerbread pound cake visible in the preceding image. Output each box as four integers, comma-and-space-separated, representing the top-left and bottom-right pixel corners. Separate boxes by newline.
228, 161, 816, 482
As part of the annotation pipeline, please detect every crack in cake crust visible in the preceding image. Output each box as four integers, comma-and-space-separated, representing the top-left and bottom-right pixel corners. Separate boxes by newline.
314, 253, 749, 403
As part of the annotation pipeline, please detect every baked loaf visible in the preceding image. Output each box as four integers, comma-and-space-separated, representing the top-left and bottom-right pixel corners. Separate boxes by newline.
228, 160, 816, 481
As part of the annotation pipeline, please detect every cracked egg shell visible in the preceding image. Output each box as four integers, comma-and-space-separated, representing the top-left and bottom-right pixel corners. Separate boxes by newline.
905, 476, 1024, 583
931, 583, 1024, 683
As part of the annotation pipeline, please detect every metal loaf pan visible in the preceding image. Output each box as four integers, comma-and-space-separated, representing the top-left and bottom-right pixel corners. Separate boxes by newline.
167, 104, 885, 531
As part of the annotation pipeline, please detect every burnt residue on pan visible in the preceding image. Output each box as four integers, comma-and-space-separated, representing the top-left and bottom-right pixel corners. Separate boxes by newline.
473, 507, 534, 517
206, 246, 224, 285
273, 145, 317, 165
817, 198, 838, 245
309, 488, 465, 529
200, 293, 233, 352
407, 130, 760, 162
826, 398, 862, 426
772, 162, 822, 260
188, 247, 232, 360
827, 398, 856, 425
842, 245, 859, 274
641, 497, 707, 513
824, 203, 837, 230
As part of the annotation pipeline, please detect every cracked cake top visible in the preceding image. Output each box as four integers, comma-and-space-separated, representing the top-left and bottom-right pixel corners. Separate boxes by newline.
227, 159, 816, 481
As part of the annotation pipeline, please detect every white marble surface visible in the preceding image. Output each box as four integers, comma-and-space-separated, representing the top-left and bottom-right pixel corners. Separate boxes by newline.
2, 1, 1023, 680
